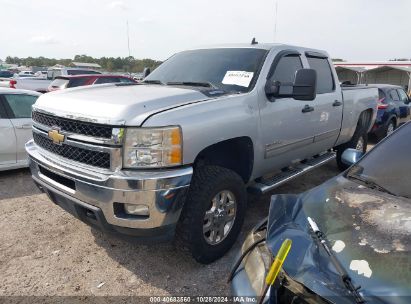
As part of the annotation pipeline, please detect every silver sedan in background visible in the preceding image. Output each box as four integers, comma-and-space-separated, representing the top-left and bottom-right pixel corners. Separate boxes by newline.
0, 88, 40, 171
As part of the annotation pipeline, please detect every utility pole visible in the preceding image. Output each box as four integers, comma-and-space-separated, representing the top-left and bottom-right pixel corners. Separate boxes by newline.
274, 0, 279, 42
126, 20, 131, 58
126, 20, 131, 73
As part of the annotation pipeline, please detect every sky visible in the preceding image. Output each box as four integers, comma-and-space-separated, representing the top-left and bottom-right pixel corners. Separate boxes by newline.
1, 0, 410, 62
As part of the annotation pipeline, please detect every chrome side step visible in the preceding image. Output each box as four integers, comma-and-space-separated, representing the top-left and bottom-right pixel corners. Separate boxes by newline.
248, 151, 336, 194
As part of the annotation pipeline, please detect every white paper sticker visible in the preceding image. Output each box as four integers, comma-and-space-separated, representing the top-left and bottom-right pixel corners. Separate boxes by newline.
222, 71, 254, 88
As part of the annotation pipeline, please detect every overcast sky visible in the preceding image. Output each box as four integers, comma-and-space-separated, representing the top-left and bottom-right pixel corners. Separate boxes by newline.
1, 0, 410, 61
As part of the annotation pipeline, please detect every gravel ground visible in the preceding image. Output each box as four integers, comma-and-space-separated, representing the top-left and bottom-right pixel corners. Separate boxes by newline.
0, 160, 342, 301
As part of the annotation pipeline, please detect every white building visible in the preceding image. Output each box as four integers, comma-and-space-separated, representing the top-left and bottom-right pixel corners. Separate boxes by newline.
70, 62, 101, 69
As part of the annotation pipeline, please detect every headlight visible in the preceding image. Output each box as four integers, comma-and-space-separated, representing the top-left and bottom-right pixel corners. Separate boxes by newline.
123, 126, 182, 168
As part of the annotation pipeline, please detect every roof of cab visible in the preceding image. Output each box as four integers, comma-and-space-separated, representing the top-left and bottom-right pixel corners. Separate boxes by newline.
185, 43, 329, 56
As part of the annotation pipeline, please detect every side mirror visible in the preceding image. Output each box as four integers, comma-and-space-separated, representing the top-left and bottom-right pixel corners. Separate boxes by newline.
142, 67, 151, 78
341, 148, 364, 167
265, 69, 317, 101
292, 69, 317, 101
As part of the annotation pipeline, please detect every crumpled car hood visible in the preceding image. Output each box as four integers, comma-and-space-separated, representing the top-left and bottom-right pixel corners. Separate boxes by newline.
34, 84, 210, 126
266, 175, 411, 304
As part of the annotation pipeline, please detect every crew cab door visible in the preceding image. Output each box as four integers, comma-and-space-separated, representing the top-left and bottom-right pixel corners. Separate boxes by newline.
259, 51, 319, 171
305, 53, 343, 152
3, 94, 38, 164
0, 96, 16, 167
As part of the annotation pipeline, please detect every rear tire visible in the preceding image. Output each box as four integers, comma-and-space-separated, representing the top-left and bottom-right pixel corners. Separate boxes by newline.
175, 165, 246, 264
378, 119, 396, 140
336, 115, 369, 171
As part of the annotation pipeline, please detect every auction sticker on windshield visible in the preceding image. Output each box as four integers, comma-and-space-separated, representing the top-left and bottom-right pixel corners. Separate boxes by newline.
222, 71, 254, 87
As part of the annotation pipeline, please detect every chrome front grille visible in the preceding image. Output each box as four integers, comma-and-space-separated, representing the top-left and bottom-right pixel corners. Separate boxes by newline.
33, 133, 111, 169
32, 111, 113, 139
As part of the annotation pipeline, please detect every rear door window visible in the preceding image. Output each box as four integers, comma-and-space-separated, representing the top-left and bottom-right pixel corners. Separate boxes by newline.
119, 77, 135, 83
67, 70, 101, 75
378, 89, 386, 100
3, 94, 39, 118
94, 77, 121, 84
307, 56, 335, 94
397, 89, 409, 102
389, 89, 400, 101
68, 78, 89, 88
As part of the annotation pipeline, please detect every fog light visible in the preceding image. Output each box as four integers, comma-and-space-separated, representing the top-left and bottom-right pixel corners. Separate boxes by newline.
124, 204, 149, 216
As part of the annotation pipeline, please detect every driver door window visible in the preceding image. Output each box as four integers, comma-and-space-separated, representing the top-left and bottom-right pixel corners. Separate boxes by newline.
269, 55, 302, 95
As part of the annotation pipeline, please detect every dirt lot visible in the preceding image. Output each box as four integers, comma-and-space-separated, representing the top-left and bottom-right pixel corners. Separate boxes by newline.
0, 161, 341, 300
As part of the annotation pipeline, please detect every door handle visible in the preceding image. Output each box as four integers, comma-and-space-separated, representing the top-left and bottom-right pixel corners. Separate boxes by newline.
16, 124, 32, 129
333, 100, 343, 107
302, 105, 314, 113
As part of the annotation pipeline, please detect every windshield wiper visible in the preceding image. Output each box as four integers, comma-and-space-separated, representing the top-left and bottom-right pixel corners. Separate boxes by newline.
142, 79, 165, 85
307, 217, 365, 304
346, 173, 395, 196
166, 81, 217, 89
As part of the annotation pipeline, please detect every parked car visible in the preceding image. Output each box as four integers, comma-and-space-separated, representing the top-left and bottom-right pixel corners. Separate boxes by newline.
34, 71, 48, 78
369, 84, 411, 140
47, 74, 137, 92
25, 43, 378, 263
7, 68, 102, 93
0, 71, 15, 88
18, 71, 35, 76
0, 70, 14, 78
230, 122, 411, 303
0, 88, 41, 171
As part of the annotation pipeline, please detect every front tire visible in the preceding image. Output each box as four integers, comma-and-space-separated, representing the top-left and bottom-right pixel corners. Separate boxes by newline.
175, 165, 247, 264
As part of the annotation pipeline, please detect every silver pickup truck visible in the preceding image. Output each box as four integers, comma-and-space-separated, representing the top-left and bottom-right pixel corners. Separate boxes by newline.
26, 43, 378, 263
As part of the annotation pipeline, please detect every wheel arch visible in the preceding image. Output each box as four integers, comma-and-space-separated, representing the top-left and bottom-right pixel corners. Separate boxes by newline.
193, 137, 254, 183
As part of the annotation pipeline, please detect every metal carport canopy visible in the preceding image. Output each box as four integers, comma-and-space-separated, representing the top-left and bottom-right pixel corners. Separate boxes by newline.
335, 66, 367, 73
366, 65, 411, 94
366, 65, 411, 73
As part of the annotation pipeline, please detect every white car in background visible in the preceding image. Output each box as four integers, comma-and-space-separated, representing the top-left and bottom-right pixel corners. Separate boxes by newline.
34, 71, 48, 78
0, 88, 40, 171
18, 71, 35, 76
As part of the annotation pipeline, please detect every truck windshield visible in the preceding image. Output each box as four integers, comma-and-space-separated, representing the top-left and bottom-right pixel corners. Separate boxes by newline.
346, 122, 411, 199
145, 48, 268, 93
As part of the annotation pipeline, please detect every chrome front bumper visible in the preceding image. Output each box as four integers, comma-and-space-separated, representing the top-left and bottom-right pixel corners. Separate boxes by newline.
26, 140, 192, 240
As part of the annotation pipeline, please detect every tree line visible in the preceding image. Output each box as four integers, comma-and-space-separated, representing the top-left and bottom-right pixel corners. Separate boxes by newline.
4, 55, 163, 73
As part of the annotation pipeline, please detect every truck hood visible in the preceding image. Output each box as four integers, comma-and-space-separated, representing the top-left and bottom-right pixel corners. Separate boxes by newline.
267, 175, 411, 304
33, 84, 210, 126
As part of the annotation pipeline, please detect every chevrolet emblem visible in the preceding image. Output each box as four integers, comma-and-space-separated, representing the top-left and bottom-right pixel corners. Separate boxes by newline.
48, 128, 65, 145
